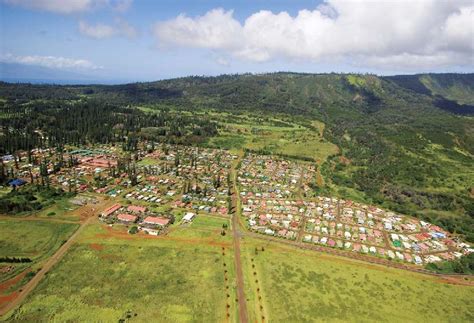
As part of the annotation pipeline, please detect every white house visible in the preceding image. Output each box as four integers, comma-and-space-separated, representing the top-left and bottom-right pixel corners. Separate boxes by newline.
183, 212, 195, 222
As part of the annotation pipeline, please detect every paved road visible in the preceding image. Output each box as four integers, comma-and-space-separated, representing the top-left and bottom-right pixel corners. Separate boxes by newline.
0, 202, 111, 318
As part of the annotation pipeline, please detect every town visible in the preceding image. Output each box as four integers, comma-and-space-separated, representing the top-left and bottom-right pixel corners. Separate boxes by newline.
2, 145, 472, 266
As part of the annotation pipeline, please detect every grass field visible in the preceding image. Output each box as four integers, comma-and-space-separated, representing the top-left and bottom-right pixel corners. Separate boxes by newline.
6, 221, 238, 322
241, 238, 474, 323
205, 114, 338, 164
0, 219, 79, 282
35, 197, 81, 221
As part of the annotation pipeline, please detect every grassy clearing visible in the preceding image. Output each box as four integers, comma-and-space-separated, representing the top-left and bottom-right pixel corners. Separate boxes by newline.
137, 157, 161, 166
207, 116, 338, 163
0, 219, 78, 282
241, 238, 474, 323
7, 223, 237, 322
35, 197, 80, 221
168, 215, 230, 239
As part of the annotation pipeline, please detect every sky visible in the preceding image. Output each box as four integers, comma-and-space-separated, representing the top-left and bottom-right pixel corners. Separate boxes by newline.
0, 0, 473, 83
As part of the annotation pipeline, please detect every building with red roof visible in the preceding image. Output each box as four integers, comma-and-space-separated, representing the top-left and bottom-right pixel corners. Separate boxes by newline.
142, 216, 170, 226
101, 204, 121, 217
117, 213, 137, 223
127, 205, 147, 213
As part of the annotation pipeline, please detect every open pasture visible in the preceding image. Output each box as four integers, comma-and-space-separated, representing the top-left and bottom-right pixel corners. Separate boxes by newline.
241, 238, 474, 323
0, 219, 78, 285
6, 222, 238, 322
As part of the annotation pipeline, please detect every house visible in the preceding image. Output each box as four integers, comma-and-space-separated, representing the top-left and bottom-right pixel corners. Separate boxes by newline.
414, 255, 422, 264
141, 227, 159, 235
128, 205, 147, 213
183, 212, 195, 222
117, 213, 137, 223
143, 216, 170, 227
264, 228, 275, 235
8, 178, 27, 187
395, 251, 404, 260
102, 204, 121, 218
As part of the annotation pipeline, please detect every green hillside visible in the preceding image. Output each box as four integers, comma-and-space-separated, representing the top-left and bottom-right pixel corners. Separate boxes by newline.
420, 74, 474, 105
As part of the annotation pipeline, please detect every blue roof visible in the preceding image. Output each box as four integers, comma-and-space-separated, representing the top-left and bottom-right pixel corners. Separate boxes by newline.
8, 178, 27, 187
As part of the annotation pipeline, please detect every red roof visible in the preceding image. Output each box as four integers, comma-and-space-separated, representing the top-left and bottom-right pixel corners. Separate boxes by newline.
143, 216, 170, 226
128, 205, 147, 213
117, 213, 137, 222
81, 158, 117, 168
102, 204, 121, 217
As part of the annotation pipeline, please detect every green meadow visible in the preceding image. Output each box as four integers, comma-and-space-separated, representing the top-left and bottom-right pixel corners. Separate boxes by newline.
6, 222, 238, 322
205, 113, 338, 163
241, 238, 474, 323
0, 219, 79, 282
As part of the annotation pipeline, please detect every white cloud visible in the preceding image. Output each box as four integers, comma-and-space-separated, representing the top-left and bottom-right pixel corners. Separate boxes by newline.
112, 0, 132, 13
215, 57, 230, 67
2, 0, 132, 14
79, 21, 115, 39
79, 19, 137, 39
153, 1, 474, 70
0, 53, 102, 70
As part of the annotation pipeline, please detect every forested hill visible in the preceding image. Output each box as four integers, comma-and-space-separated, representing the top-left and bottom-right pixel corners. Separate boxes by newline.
386, 73, 474, 103
1, 72, 474, 115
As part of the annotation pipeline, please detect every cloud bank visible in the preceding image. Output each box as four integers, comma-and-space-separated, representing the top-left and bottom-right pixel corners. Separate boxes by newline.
0, 53, 102, 70
153, 0, 474, 70
79, 19, 137, 39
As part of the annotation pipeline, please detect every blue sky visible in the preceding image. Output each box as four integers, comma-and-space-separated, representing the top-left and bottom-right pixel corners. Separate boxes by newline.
1, 0, 473, 83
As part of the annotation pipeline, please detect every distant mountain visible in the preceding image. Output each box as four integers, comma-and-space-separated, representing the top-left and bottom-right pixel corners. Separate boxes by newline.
0, 63, 126, 85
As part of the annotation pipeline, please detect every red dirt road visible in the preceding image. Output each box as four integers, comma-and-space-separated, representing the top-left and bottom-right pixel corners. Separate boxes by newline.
230, 155, 249, 323
0, 201, 114, 318
232, 204, 249, 323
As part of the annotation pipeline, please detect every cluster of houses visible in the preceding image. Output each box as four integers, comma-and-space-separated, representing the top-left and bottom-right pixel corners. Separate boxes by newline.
238, 154, 316, 199
141, 147, 236, 216
238, 157, 473, 265
124, 183, 177, 205
100, 203, 173, 235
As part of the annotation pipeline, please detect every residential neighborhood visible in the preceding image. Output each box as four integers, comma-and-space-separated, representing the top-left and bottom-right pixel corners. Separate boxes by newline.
1, 146, 472, 263
238, 154, 473, 265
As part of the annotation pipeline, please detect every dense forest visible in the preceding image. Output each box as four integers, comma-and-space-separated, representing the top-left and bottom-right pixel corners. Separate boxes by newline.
0, 73, 473, 243
0, 99, 217, 154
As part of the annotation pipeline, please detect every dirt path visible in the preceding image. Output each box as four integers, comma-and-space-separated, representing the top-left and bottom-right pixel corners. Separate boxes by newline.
0, 201, 113, 318
230, 154, 249, 323
232, 203, 249, 323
